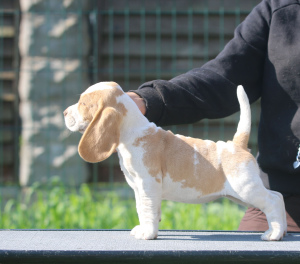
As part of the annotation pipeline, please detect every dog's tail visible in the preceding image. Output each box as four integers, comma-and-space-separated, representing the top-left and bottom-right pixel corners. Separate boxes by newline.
232, 85, 251, 150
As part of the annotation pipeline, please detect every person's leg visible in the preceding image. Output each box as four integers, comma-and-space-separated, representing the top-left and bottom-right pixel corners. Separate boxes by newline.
238, 195, 300, 232
284, 195, 300, 232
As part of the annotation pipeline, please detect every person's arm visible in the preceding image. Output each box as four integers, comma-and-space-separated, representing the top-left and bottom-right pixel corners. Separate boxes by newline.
127, 92, 146, 115
129, 0, 272, 127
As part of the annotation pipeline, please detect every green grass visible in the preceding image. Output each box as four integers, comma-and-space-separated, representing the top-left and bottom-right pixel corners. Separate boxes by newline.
0, 180, 246, 230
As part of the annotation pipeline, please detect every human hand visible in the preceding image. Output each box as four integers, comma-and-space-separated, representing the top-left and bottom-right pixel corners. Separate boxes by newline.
126, 92, 146, 115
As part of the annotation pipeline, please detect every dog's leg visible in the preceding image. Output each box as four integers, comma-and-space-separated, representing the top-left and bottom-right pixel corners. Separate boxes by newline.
130, 177, 162, 240
273, 190, 287, 236
260, 190, 287, 239
131, 188, 142, 224
232, 186, 286, 240
226, 161, 287, 241
257, 190, 286, 241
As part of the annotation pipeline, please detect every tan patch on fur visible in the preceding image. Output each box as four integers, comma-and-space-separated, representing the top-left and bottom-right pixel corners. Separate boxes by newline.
106, 81, 121, 90
134, 129, 226, 196
155, 178, 161, 183
78, 88, 127, 119
78, 87, 127, 163
221, 142, 256, 176
233, 132, 250, 150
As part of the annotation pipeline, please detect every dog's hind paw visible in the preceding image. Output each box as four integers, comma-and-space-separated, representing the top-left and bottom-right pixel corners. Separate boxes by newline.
261, 228, 285, 241
130, 224, 158, 240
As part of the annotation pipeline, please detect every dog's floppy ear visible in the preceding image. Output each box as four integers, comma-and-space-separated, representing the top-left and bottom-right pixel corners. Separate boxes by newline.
78, 106, 122, 163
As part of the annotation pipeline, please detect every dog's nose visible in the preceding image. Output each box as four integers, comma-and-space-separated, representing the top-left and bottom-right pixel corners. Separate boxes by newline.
63, 109, 68, 116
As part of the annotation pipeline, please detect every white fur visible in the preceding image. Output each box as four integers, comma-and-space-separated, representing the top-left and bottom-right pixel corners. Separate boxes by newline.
64, 103, 89, 133
236, 85, 251, 136
82, 82, 122, 95
64, 82, 287, 241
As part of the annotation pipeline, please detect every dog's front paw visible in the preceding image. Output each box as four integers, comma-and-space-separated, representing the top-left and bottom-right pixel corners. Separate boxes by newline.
130, 224, 158, 240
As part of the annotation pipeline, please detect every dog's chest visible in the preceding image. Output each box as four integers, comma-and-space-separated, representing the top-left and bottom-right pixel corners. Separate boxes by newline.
117, 144, 138, 187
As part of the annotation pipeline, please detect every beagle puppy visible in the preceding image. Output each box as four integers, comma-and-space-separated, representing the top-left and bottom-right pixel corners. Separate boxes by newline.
64, 82, 287, 241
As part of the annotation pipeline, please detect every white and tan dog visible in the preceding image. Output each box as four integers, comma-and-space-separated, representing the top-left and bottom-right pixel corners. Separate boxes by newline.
64, 81, 287, 241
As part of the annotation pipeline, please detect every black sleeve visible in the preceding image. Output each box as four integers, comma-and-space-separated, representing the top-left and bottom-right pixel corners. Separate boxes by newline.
131, 0, 272, 127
